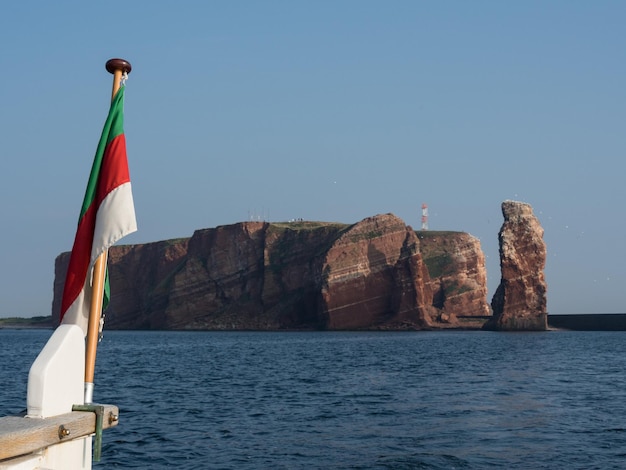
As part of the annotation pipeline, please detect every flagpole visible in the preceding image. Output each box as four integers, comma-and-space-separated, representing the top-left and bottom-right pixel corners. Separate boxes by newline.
84, 58, 132, 404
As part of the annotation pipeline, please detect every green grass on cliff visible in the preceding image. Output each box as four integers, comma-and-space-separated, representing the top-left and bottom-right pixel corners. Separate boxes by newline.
267, 221, 351, 268
0, 315, 53, 328
415, 230, 466, 279
415, 230, 464, 237
424, 253, 453, 278
270, 221, 350, 231
443, 281, 473, 296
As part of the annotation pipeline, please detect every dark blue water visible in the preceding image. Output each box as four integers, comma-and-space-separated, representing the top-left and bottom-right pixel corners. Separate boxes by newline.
2, 329, 626, 469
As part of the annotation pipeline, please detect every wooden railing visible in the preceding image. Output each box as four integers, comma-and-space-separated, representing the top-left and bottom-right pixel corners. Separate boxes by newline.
0, 404, 118, 462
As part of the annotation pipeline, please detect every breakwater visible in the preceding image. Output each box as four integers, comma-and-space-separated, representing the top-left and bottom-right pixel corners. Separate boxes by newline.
548, 314, 626, 331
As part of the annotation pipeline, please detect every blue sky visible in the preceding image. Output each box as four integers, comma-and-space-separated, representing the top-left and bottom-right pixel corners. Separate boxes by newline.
1, 1, 624, 317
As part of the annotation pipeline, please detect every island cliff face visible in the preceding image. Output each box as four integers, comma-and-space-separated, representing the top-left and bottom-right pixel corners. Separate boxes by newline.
319, 214, 434, 330
52, 213, 492, 330
52, 239, 190, 329
484, 201, 548, 331
418, 231, 490, 322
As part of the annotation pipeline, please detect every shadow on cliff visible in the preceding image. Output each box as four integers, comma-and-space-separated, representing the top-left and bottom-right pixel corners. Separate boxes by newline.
51, 205, 546, 332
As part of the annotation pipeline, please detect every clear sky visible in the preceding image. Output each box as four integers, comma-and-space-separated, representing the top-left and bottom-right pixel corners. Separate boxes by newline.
1, 1, 624, 318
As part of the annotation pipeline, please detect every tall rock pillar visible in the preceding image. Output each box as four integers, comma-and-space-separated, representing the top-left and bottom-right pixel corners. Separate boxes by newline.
484, 201, 547, 331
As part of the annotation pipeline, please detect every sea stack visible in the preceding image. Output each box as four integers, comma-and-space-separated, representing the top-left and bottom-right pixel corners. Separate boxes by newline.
484, 200, 547, 331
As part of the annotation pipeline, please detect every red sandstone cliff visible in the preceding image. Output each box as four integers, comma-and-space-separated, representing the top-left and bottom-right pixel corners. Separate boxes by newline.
418, 231, 490, 323
52, 214, 490, 330
159, 221, 346, 329
52, 239, 189, 329
483, 201, 547, 331
320, 214, 434, 330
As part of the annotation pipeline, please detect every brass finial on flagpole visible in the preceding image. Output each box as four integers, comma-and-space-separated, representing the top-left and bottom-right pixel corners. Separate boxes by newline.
84, 58, 132, 404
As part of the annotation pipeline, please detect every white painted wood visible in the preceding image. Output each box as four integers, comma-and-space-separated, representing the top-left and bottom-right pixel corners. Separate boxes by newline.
0, 325, 92, 469
27, 325, 85, 419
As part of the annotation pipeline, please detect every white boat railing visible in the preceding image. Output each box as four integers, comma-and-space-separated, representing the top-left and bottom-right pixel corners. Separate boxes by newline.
0, 325, 119, 469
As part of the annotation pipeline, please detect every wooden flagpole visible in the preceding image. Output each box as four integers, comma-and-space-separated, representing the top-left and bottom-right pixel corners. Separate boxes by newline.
84, 58, 132, 404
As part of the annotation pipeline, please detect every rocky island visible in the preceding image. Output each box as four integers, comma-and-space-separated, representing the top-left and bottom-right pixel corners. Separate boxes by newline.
52, 201, 547, 331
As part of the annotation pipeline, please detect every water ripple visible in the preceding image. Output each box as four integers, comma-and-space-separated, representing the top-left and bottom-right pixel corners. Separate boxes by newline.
3, 330, 626, 468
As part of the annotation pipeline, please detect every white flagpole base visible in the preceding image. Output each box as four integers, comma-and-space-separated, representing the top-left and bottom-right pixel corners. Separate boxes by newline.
84, 382, 94, 404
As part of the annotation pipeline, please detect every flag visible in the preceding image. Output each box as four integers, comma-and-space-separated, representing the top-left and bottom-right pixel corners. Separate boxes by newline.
60, 86, 137, 335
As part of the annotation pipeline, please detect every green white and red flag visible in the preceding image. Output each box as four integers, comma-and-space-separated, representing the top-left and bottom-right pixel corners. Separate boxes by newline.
60, 86, 137, 335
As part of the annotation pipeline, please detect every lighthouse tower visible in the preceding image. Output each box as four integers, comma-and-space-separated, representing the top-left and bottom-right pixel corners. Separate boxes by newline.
421, 203, 429, 230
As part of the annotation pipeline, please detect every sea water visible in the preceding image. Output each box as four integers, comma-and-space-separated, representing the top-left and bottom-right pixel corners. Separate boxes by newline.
1, 329, 626, 469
